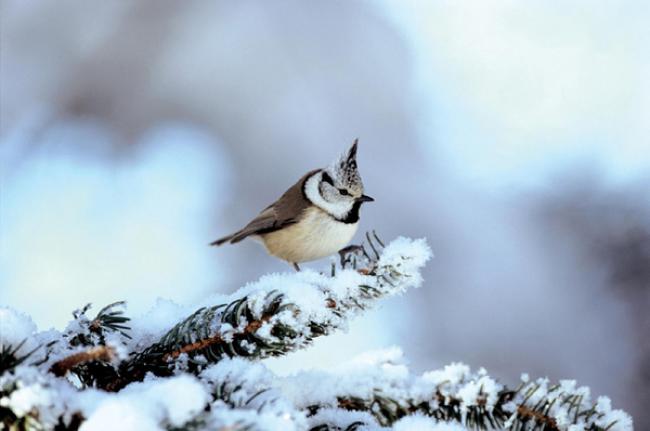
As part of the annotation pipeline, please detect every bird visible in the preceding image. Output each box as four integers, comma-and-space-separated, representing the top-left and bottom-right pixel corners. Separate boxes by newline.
210, 139, 374, 271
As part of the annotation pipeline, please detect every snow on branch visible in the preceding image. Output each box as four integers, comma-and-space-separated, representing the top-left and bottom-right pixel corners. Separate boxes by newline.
0, 347, 633, 431
109, 235, 431, 390
281, 349, 633, 431
0, 235, 634, 430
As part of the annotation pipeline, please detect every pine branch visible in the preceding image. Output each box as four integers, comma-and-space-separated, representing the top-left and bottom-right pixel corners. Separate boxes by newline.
89, 301, 132, 339
103, 235, 430, 391
66, 301, 131, 347
49, 345, 115, 377
324, 390, 515, 429
321, 388, 515, 429
36, 301, 133, 389
0, 340, 41, 375
296, 361, 631, 431
177, 358, 306, 431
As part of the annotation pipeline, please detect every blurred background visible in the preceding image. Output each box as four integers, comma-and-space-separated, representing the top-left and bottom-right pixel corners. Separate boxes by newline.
1, 0, 648, 426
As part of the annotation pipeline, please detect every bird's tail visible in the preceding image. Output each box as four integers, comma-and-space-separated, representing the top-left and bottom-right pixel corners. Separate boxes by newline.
209, 234, 235, 246
209, 229, 250, 246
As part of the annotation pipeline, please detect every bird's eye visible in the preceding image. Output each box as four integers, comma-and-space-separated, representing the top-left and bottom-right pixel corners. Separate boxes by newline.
338, 188, 349, 196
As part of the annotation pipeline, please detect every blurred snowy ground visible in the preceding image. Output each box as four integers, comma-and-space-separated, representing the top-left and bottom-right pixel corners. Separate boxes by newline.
1, 0, 649, 426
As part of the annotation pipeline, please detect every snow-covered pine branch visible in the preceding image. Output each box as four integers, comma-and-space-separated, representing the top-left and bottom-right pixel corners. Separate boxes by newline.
0, 235, 633, 430
111, 235, 430, 390
281, 348, 632, 431
0, 348, 632, 430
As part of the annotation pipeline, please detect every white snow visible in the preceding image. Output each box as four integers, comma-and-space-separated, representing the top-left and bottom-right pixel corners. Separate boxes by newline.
375, 236, 433, 292
1, 343, 635, 431
307, 408, 381, 430
0, 366, 83, 428
125, 298, 192, 351
393, 415, 468, 431
510, 376, 634, 431
1, 382, 53, 418
81, 375, 209, 431
0, 306, 38, 356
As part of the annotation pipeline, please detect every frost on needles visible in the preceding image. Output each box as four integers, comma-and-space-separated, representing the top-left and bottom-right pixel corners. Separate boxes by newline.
0, 234, 634, 430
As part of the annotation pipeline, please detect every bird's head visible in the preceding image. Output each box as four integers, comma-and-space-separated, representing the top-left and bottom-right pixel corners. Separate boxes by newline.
305, 139, 374, 220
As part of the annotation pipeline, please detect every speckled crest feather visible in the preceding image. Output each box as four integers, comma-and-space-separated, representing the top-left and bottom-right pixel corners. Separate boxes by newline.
329, 139, 364, 195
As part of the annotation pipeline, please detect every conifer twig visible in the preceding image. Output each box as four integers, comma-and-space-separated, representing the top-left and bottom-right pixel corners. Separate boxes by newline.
49, 345, 115, 377
163, 313, 275, 361
0, 340, 42, 374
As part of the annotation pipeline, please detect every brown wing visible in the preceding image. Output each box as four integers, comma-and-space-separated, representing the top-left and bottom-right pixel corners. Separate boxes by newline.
210, 169, 320, 246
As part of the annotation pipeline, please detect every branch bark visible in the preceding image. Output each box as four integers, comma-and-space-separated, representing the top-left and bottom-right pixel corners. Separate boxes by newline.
49, 345, 115, 377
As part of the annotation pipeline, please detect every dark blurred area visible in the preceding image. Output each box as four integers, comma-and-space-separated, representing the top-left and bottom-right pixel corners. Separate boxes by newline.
1, 1, 648, 426
534, 178, 650, 416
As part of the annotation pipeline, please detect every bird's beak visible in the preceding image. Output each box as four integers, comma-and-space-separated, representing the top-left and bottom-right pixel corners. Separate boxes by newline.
357, 194, 374, 203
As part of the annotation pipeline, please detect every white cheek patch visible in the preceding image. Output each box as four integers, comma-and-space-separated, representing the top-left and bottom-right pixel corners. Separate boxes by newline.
304, 173, 353, 220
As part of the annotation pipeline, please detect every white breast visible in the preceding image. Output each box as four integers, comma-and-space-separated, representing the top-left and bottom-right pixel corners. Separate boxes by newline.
260, 207, 359, 263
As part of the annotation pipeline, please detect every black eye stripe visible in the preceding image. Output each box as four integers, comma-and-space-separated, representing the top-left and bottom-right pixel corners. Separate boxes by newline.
321, 171, 334, 186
